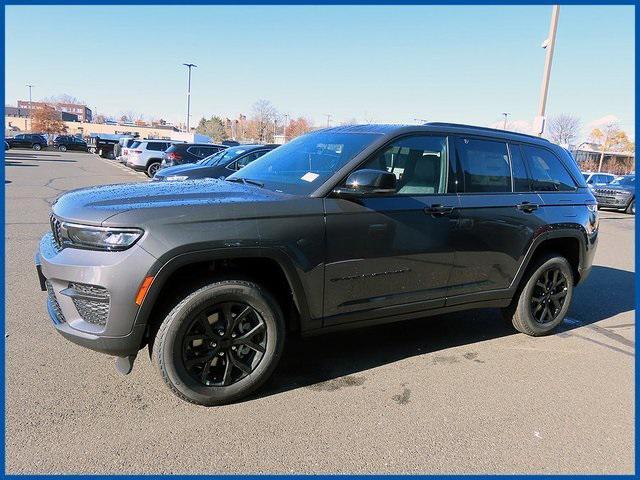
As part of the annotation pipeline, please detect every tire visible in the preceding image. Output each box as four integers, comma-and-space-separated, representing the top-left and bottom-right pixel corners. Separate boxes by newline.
146, 161, 161, 178
502, 253, 574, 336
58, 145, 67, 152
626, 198, 635, 215
153, 280, 285, 406
32, 143, 42, 151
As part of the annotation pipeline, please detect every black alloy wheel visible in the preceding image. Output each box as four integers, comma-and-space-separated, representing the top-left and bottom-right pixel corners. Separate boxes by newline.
529, 267, 569, 324
182, 301, 267, 387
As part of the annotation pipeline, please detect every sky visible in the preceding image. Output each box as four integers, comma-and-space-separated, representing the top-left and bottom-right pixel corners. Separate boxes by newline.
4, 5, 635, 140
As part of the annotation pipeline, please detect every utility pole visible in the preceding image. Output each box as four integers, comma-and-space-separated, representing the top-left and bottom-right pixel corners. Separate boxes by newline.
284, 114, 289, 140
182, 63, 197, 132
502, 112, 510, 130
534, 5, 560, 136
325, 114, 332, 128
26, 84, 34, 131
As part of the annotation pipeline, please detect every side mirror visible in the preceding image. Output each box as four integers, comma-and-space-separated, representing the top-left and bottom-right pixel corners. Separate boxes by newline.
333, 169, 397, 197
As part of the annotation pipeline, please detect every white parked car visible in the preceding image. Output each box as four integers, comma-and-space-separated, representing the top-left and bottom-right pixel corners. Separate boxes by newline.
117, 138, 139, 164
126, 140, 180, 177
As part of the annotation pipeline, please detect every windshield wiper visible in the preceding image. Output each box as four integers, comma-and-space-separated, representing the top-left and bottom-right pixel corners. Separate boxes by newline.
226, 177, 265, 188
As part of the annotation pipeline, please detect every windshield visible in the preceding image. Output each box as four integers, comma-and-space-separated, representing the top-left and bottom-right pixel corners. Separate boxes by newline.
227, 132, 380, 195
610, 176, 635, 186
197, 150, 225, 165
207, 146, 252, 166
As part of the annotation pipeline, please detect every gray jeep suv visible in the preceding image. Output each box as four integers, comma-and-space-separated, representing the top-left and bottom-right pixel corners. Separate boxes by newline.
36, 123, 598, 405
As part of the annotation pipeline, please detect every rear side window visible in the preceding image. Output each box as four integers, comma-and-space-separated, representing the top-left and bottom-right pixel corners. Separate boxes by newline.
522, 145, 577, 192
509, 144, 530, 192
147, 142, 167, 151
455, 137, 511, 193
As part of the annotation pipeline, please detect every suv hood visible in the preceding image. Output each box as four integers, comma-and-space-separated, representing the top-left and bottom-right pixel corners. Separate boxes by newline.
52, 179, 286, 225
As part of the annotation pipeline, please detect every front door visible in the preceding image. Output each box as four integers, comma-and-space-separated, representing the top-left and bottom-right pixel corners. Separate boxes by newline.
323, 134, 459, 325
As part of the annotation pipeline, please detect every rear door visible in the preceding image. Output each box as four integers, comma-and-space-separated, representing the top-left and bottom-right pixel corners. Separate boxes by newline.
447, 137, 546, 300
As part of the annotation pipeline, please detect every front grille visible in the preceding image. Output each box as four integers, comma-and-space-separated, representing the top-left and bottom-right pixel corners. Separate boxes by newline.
45, 280, 65, 324
69, 282, 110, 326
49, 215, 63, 250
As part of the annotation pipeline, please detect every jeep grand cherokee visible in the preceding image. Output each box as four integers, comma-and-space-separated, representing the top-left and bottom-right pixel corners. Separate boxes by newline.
36, 123, 598, 405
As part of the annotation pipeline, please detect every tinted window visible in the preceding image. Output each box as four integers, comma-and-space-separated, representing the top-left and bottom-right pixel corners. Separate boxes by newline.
15, 134, 25, 140
510, 144, 530, 192
456, 137, 510, 193
357, 135, 449, 195
523, 145, 577, 192
147, 142, 167, 151
236, 150, 266, 169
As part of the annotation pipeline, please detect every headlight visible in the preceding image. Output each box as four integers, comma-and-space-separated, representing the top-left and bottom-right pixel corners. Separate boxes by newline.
165, 175, 189, 182
59, 222, 143, 251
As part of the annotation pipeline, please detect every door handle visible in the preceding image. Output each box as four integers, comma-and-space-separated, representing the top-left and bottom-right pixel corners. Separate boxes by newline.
425, 204, 454, 216
516, 201, 539, 213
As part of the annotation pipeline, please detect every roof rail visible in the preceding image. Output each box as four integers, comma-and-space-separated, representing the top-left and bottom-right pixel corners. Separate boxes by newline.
425, 122, 549, 142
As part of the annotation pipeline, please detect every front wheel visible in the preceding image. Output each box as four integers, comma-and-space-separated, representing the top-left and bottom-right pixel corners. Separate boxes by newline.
146, 161, 161, 178
626, 199, 635, 215
153, 280, 285, 406
32, 143, 42, 151
502, 253, 574, 336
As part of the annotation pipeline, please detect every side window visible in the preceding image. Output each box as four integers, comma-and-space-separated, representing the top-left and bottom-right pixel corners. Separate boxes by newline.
236, 151, 263, 169
187, 146, 200, 156
522, 145, 577, 192
15, 134, 24, 140
509, 144, 530, 192
147, 142, 163, 151
356, 135, 449, 195
456, 137, 511, 193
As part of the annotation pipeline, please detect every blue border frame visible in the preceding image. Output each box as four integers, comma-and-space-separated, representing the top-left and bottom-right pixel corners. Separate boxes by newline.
1, 1, 637, 477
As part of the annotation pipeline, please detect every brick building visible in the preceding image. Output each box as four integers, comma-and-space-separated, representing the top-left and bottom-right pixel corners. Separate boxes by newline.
17, 100, 92, 122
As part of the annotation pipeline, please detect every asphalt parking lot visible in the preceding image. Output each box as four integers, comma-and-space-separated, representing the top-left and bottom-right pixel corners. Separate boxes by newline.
4, 149, 635, 474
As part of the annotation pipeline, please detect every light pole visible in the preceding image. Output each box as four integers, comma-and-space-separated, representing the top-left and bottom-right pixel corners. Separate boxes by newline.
284, 114, 289, 140
534, 5, 560, 136
325, 114, 332, 128
182, 63, 197, 132
502, 112, 510, 130
26, 84, 34, 131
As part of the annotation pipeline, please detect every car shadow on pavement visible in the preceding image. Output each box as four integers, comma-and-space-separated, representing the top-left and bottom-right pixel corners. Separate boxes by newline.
5, 161, 37, 167
255, 265, 634, 400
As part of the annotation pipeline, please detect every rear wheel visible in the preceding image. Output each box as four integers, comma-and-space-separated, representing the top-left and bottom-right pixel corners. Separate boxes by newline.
502, 253, 573, 336
153, 280, 285, 406
146, 161, 161, 178
58, 145, 67, 152
626, 198, 635, 215
32, 143, 42, 151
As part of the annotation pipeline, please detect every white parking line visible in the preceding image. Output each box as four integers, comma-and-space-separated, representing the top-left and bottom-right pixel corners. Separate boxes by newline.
93, 154, 148, 179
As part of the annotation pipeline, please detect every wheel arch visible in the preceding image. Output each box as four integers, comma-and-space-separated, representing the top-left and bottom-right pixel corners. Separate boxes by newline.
134, 247, 311, 349
512, 228, 587, 290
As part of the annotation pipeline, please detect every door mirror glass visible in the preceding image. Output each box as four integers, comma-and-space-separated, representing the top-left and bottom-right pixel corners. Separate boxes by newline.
334, 169, 397, 196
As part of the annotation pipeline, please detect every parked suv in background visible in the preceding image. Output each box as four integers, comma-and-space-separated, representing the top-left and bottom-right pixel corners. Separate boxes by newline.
593, 174, 635, 214
36, 123, 598, 406
582, 172, 615, 189
53, 135, 88, 152
6, 133, 48, 150
160, 143, 227, 169
126, 139, 179, 177
154, 144, 278, 181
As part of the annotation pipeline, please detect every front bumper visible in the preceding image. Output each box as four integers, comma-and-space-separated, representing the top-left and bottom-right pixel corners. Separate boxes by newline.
594, 193, 632, 209
35, 233, 156, 357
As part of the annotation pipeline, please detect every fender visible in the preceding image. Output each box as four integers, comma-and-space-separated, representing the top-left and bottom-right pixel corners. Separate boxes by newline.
132, 246, 312, 330
510, 224, 589, 290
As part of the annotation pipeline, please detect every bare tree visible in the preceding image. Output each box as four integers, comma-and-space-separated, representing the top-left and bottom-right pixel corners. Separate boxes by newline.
251, 99, 278, 142
286, 117, 313, 140
43, 94, 85, 105
546, 114, 581, 145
